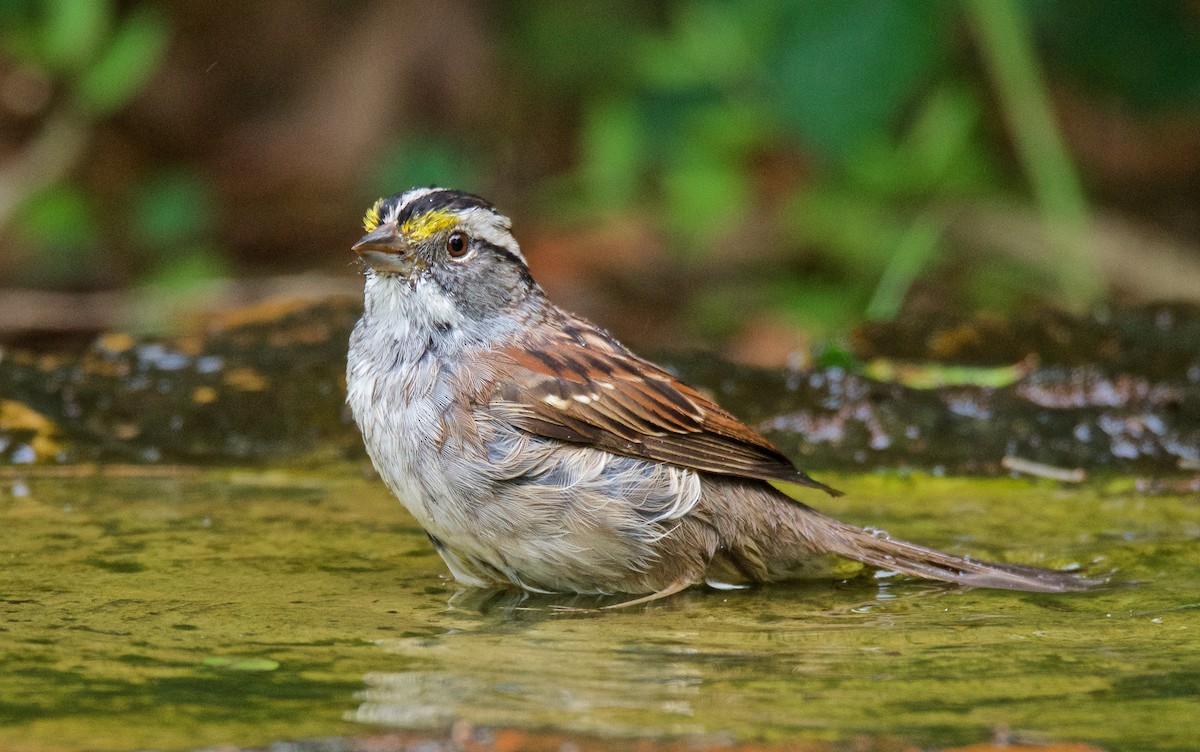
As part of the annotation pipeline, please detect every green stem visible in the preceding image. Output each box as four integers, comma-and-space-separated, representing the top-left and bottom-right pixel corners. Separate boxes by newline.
966, 0, 1101, 309
867, 215, 944, 321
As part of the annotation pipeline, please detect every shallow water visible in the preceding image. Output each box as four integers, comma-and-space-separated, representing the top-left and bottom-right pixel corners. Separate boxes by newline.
1, 470, 1197, 751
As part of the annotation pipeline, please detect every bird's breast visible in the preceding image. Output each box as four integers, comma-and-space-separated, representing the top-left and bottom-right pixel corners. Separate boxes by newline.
347, 313, 471, 533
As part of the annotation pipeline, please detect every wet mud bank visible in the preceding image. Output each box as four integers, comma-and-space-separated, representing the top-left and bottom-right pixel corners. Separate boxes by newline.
1, 300, 1196, 481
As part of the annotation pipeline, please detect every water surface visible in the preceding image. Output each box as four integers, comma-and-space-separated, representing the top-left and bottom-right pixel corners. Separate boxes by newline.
1, 470, 1197, 750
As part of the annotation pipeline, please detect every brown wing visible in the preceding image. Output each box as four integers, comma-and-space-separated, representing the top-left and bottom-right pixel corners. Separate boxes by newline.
484, 318, 842, 497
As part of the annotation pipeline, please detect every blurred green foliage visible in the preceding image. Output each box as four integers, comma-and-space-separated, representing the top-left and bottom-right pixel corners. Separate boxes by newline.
1031, 0, 1200, 110
503, 0, 1094, 331
3, 0, 1200, 338
12, 184, 97, 284
127, 169, 229, 326
1, 0, 166, 115
500, 0, 1200, 332
367, 136, 482, 201
131, 170, 215, 250
1, 0, 214, 326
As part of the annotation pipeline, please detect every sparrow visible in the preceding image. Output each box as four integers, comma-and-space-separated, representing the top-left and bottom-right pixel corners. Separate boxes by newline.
346, 187, 1091, 604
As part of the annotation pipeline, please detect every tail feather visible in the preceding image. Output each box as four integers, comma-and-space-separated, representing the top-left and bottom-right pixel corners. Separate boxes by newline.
819, 516, 1099, 593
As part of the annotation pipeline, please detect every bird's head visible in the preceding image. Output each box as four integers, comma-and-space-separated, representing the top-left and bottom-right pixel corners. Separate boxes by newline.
353, 187, 539, 328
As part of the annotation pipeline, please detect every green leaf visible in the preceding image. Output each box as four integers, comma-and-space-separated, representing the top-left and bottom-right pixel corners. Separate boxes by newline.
843, 85, 997, 199
683, 100, 773, 158
125, 245, 229, 332
74, 6, 168, 115
14, 183, 95, 247
138, 244, 228, 292
0, 5, 41, 65
814, 343, 860, 370
579, 97, 646, 208
784, 188, 904, 273
660, 152, 750, 249
768, 278, 871, 334
865, 216, 944, 321
366, 136, 479, 198
903, 86, 990, 188
132, 170, 215, 249
39, 0, 111, 72
862, 359, 1030, 389
770, 0, 950, 160
11, 183, 101, 285
636, 0, 757, 89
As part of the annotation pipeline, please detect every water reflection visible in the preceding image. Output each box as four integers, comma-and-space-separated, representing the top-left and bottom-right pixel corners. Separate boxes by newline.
2, 471, 1198, 751
349, 581, 989, 738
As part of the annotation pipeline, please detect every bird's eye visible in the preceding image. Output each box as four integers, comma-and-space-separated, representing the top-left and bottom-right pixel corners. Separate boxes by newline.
447, 232, 469, 258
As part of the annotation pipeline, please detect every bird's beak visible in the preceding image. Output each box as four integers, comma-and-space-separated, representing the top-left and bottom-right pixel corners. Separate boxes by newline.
353, 224, 407, 255
353, 223, 416, 275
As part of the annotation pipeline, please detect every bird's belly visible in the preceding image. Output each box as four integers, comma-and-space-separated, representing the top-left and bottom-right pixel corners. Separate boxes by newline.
375, 441, 701, 593
362, 413, 465, 539
349, 352, 710, 593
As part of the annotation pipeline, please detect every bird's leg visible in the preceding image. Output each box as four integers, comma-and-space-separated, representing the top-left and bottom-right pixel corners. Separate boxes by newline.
601, 579, 692, 609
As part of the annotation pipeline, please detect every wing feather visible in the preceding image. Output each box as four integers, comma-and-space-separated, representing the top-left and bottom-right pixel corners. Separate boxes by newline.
483, 316, 841, 497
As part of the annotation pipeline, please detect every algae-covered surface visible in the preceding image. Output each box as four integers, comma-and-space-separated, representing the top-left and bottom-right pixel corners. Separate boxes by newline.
4, 300, 1198, 476
1, 470, 1198, 751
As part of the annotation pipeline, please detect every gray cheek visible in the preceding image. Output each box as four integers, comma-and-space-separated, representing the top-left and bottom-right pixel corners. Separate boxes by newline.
443, 257, 524, 319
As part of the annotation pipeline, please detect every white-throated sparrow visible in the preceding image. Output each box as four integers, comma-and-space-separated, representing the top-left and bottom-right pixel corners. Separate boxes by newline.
347, 187, 1091, 601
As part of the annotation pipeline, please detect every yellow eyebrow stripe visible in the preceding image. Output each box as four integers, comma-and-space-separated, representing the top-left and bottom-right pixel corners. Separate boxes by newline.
400, 209, 459, 241
362, 199, 383, 232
